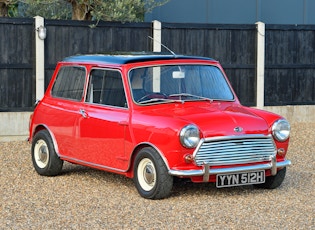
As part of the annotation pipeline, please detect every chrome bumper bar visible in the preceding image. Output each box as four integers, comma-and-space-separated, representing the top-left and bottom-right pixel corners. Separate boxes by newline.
168, 159, 291, 182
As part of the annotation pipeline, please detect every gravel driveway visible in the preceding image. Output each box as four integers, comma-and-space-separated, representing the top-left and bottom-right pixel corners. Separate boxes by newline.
1, 123, 314, 229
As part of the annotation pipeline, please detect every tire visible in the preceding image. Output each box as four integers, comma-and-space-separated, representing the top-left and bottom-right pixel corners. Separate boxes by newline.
31, 130, 63, 176
254, 167, 287, 189
133, 147, 173, 199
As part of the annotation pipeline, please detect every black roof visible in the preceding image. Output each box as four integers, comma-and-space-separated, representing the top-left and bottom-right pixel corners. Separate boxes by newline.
62, 52, 214, 65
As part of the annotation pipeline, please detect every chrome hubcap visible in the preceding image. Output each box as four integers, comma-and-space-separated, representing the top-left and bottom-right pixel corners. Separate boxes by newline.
38, 145, 48, 163
143, 163, 155, 185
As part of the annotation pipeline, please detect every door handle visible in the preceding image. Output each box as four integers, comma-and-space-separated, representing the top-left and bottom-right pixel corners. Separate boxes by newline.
79, 109, 88, 118
118, 121, 128, 126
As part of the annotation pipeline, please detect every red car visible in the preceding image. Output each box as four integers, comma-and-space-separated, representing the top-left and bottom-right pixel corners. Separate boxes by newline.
29, 53, 291, 199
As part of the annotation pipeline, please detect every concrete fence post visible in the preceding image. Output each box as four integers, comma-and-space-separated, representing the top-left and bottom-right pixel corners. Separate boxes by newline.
152, 20, 162, 52
34, 16, 46, 101
256, 21, 265, 109
152, 20, 162, 92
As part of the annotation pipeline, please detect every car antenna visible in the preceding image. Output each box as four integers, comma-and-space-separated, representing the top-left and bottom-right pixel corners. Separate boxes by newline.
148, 36, 177, 57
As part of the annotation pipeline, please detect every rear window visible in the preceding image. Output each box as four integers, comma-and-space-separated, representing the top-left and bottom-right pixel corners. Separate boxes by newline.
51, 66, 86, 101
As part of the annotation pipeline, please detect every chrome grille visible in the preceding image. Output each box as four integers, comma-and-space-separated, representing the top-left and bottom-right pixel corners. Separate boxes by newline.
193, 135, 276, 166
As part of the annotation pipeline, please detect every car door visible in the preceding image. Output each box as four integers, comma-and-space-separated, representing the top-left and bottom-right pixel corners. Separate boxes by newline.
48, 65, 87, 158
76, 68, 131, 171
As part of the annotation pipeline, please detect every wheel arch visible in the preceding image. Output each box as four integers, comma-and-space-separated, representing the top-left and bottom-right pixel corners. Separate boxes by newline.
126, 142, 170, 178
31, 125, 60, 156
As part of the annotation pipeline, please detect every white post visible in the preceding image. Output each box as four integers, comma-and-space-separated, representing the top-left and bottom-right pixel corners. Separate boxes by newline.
34, 16, 46, 100
152, 20, 161, 52
152, 20, 162, 92
256, 21, 265, 109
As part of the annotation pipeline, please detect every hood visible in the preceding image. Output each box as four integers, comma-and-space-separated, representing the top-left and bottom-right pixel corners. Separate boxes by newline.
147, 102, 269, 137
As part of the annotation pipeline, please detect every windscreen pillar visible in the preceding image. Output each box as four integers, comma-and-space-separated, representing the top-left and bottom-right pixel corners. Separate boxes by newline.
256, 21, 265, 109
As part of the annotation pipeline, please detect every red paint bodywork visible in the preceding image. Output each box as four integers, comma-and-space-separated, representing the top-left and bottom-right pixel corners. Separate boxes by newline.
29, 54, 290, 181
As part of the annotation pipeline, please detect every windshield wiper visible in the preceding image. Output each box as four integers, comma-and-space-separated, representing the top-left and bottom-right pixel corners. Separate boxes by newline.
169, 93, 213, 102
137, 98, 180, 105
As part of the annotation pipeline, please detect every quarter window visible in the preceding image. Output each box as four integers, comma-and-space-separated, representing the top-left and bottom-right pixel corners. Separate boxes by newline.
51, 66, 86, 101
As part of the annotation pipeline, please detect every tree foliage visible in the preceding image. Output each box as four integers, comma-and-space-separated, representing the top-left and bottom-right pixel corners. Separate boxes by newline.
20, 0, 72, 19
0, 0, 169, 22
0, 0, 19, 17
83, 0, 168, 22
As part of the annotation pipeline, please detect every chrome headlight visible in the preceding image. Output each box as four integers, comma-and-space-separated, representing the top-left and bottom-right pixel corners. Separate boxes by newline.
272, 119, 290, 142
180, 125, 200, 148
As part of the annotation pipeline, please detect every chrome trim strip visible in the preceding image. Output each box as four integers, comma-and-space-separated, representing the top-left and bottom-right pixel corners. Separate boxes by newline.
198, 134, 272, 144
60, 142, 171, 174
60, 155, 127, 173
169, 159, 291, 181
34, 124, 60, 156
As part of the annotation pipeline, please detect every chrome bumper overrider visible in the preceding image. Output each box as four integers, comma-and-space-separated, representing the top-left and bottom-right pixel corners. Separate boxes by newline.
168, 158, 291, 182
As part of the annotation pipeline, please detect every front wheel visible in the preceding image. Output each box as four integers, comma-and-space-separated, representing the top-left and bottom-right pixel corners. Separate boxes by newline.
133, 147, 173, 199
31, 130, 63, 176
254, 167, 287, 189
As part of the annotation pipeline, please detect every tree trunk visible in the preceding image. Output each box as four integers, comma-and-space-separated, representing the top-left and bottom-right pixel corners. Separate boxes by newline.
0, 3, 8, 17
69, 0, 92, 20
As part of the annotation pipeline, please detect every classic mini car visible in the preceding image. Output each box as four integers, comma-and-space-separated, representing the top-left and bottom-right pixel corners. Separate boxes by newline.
29, 53, 291, 199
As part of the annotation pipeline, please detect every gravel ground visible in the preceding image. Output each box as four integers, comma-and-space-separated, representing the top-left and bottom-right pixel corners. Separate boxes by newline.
1, 123, 314, 229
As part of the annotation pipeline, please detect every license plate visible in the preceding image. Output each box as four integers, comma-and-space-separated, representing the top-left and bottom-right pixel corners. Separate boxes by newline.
216, 171, 265, 188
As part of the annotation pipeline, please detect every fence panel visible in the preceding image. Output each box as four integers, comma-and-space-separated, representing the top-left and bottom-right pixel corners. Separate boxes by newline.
0, 18, 34, 111
44, 20, 153, 87
161, 23, 257, 106
265, 25, 315, 105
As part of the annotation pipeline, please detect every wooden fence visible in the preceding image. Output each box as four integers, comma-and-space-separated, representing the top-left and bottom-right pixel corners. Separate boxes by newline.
0, 18, 314, 111
162, 23, 257, 106
0, 18, 34, 111
264, 25, 315, 105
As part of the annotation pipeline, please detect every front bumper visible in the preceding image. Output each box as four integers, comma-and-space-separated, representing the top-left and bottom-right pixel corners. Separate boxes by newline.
168, 157, 291, 182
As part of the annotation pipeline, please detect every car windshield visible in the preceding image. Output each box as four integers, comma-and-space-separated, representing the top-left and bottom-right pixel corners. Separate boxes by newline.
129, 65, 234, 105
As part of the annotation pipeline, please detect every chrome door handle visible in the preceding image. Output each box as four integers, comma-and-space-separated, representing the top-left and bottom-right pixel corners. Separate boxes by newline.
79, 109, 88, 118
118, 121, 128, 126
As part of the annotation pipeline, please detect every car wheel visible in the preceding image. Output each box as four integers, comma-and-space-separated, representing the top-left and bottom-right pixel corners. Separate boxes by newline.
133, 147, 173, 199
254, 167, 286, 189
31, 130, 63, 176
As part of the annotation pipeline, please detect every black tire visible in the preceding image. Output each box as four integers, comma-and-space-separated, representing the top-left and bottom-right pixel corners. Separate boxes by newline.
254, 167, 287, 189
31, 130, 63, 176
133, 147, 173, 199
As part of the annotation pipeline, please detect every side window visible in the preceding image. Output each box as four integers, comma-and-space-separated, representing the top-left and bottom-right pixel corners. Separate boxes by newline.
51, 66, 86, 101
86, 69, 127, 108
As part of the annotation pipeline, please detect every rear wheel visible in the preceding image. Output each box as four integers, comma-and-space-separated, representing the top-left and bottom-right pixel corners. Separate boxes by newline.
31, 130, 63, 176
254, 167, 287, 189
133, 147, 173, 199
